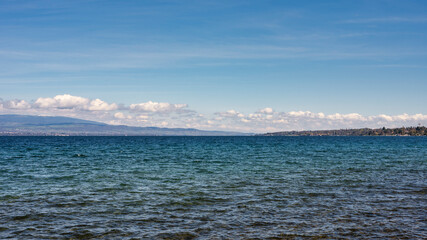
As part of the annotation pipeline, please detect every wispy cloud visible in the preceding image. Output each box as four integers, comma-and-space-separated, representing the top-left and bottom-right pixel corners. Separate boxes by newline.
343, 17, 427, 24
367, 64, 427, 69
2, 41, 426, 79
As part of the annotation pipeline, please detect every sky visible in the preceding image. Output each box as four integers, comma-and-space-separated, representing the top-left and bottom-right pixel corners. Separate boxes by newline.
0, 0, 426, 133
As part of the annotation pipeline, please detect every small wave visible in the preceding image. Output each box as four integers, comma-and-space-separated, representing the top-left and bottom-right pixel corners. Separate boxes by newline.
72, 153, 88, 158
0, 195, 20, 201
11, 215, 31, 221
62, 230, 96, 239
154, 232, 198, 240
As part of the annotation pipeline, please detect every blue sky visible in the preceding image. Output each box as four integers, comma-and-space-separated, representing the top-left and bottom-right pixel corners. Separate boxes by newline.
0, 0, 426, 132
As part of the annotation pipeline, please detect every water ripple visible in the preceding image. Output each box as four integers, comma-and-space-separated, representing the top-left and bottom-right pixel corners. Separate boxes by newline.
0, 136, 426, 239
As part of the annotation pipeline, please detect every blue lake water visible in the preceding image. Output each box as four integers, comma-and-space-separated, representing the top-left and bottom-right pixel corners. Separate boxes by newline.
0, 136, 426, 239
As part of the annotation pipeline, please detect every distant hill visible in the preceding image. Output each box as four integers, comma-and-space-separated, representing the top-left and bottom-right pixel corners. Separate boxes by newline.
260, 126, 427, 136
0, 115, 249, 136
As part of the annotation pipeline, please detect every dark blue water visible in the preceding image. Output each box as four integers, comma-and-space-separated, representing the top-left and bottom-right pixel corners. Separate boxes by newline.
0, 136, 426, 239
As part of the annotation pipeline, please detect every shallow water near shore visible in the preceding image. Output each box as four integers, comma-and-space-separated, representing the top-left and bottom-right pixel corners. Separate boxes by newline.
0, 136, 426, 239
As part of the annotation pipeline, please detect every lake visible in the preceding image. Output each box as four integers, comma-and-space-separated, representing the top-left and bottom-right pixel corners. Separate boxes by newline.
0, 136, 426, 239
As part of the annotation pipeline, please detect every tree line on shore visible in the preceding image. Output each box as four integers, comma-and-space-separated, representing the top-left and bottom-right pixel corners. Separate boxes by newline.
261, 126, 427, 136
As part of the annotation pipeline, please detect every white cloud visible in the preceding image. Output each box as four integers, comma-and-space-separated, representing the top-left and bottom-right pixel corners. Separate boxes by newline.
88, 98, 118, 111
34, 94, 117, 111
288, 111, 310, 117
326, 113, 365, 121
377, 114, 393, 122
35, 94, 88, 108
114, 112, 126, 119
217, 110, 427, 132
412, 114, 427, 121
248, 113, 261, 118
129, 101, 187, 113
217, 109, 244, 118
3, 99, 31, 109
273, 119, 288, 124
0, 95, 426, 133
288, 111, 320, 118
258, 107, 274, 114
371, 113, 427, 122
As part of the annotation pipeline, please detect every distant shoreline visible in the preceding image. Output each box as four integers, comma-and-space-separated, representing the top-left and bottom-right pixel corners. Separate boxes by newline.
259, 126, 427, 136
1, 115, 426, 136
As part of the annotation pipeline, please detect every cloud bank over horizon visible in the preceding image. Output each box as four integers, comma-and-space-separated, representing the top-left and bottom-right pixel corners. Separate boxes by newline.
1, 94, 426, 133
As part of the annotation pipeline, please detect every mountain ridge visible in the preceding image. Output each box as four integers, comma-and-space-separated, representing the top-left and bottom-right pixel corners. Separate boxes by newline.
0, 114, 249, 136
